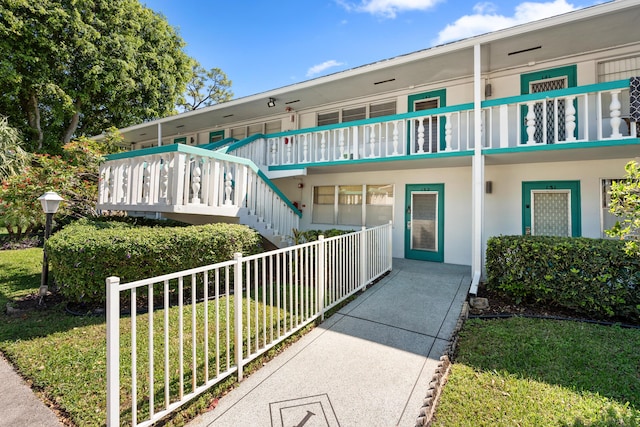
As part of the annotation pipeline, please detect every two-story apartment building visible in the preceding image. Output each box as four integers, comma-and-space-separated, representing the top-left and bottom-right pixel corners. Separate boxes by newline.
96, 0, 640, 292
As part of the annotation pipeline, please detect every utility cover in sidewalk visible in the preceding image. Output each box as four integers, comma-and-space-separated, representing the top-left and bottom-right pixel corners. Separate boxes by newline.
269, 394, 339, 427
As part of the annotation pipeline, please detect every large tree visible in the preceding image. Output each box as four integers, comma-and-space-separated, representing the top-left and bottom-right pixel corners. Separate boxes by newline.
177, 64, 233, 112
0, 0, 194, 152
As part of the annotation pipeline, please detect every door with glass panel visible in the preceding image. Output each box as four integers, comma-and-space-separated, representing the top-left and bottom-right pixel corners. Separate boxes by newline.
405, 184, 444, 262
522, 181, 581, 237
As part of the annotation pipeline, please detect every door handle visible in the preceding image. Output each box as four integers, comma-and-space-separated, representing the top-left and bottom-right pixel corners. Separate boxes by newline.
407, 221, 411, 230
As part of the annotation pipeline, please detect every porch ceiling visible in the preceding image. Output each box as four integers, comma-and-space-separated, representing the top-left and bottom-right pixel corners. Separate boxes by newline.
113, 1, 640, 145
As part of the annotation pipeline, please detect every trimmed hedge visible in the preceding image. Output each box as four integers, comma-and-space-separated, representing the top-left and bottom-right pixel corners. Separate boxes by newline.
46, 220, 262, 304
486, 235, 640, 323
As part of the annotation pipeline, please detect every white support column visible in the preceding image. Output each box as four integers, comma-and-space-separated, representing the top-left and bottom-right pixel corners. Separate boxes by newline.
471, 43, 484, 295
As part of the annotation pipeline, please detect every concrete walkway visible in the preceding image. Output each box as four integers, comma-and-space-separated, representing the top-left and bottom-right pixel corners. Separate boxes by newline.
0, 354, 63, 427
187, 258, 471, 427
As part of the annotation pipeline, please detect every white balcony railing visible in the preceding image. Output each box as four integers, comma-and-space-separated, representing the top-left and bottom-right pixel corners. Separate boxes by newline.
225, 79, 637, 168
106, 222, 393, 427
98, 145, 301, 242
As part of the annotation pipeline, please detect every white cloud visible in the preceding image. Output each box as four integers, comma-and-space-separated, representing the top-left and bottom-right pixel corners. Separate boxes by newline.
306, 60, 345, 77
435, 0, 578, 44
336, 0, 441, 18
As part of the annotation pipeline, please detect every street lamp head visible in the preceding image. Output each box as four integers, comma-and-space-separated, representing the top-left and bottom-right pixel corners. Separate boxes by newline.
38, 191, 64, 214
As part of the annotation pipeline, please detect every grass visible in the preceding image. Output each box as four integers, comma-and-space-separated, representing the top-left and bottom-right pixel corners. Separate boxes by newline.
0, 247, 322, 426
6, 247, 639, 426
432, 317, 640, 426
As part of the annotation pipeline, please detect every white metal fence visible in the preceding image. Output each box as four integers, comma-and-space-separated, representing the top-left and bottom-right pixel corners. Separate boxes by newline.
106, 222, 392, 426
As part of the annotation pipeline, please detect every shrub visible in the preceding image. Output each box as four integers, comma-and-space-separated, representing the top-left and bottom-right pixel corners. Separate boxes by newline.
486, 235, 640, 322
290, 228, 355, 244
46, 220, 262, 304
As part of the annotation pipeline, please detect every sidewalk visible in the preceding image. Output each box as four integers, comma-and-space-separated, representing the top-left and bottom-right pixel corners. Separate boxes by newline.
0, 354, 63, 427
187, 258, 471, 427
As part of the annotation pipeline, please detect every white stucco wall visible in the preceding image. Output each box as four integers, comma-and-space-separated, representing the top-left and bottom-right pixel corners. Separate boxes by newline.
484, 157, 631, 241
274, 165, 473, 266
273, 157, 631, 267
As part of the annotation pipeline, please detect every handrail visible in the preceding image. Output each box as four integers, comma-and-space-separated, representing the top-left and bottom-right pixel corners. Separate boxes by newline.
102, 143, 302, 217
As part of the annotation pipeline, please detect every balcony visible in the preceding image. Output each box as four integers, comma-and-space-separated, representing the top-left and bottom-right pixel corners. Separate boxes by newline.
97, 79, 639, 238
224, 79, 638, 170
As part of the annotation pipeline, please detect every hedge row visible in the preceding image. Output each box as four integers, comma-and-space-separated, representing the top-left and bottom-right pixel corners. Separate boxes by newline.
47, 220, 262, 304
486, 235, 640, 322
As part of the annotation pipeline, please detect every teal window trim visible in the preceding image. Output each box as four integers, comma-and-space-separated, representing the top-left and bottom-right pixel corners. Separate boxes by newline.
407, 89, 447, 151
522, 180, 581, 237
520, 65, 578, 144
174, 136, 187, 144
209, 130, 225, 143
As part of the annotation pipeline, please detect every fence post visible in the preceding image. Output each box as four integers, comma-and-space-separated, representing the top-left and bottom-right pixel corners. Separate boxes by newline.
233, 253, 244, 381
106, 276, 121, 427
387, 220, 393, 271
360, 226, 367, 289
318, 236, 325, 321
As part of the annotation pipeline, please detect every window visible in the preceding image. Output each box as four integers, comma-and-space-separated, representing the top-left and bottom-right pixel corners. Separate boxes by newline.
312, 186, 335, 224
601, 178, 623, 238
598, 56, 640, 82
342, 107, 366, 123
174, 137, 187, 144
317, 112, 340, 126
265, 120, 282, 135
312, 184, 394, 226
209, 130, 225, 143
366, 185, 394, 226
370, 101, 397, 118
317, 100, 397, 126
338, 185, 363, 225
247, 123, 263, 136
230, 126, 247, 140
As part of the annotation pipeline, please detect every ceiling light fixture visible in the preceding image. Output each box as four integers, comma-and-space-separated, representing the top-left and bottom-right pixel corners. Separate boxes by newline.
267, 98, 276, 108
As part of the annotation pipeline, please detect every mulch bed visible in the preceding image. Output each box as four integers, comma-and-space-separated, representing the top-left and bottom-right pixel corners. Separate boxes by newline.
472, 282, 639, 327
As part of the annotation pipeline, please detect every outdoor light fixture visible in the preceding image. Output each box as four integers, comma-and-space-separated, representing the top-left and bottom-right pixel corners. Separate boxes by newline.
267, 98, 276, 108
38, 191, 64, 302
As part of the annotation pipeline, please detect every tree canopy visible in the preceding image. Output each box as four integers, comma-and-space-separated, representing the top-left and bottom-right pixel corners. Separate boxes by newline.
177, 65, 233, 112
0, 0, 194, 152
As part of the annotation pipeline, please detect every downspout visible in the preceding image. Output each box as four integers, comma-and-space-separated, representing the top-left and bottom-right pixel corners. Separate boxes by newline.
470, 43, 484, 295
157, 123, 162, 147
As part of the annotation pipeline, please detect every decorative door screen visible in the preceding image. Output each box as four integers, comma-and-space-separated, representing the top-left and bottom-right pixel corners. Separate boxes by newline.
530, 77, 567, 143
531, 190, 571, 236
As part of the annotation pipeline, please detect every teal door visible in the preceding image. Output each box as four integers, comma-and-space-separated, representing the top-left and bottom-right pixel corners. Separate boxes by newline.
405, 184, 444, 262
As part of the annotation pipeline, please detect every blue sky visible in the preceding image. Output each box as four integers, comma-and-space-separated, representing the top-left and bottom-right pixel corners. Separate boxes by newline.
142, 0, 597, 99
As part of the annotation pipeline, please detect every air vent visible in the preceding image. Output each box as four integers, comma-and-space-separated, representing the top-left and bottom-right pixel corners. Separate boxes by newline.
374, 78, 396, 85
508, 46, 542, 56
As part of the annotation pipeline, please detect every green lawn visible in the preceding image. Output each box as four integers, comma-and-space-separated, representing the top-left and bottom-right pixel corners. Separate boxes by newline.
0, 248, 309, 426
4, 248, 640, 426
433, 317, 640, 426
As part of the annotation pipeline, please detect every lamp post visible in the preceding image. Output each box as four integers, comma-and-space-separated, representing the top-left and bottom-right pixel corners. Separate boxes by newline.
38, 191, 64, 301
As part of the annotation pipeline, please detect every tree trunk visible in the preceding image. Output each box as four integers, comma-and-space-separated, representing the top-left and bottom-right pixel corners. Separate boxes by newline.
27, 92, 43, 150
63, 101, 82, 144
